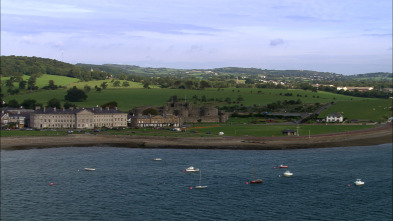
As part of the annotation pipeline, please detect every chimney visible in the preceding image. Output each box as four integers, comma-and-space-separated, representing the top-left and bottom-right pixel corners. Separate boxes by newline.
106, 107, 109, 110
43, 107, 46, 112
115, 107, 118, 110
53, 107, 56, 111
70, 107, 74, 110
35, 106, 41, 110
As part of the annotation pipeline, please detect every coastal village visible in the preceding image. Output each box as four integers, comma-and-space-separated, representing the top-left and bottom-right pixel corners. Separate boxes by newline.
1, 98, 391, 132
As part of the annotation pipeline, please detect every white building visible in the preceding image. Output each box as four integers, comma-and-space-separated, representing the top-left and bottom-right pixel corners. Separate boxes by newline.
30, 107, 127, 129
326, 112, 344, 123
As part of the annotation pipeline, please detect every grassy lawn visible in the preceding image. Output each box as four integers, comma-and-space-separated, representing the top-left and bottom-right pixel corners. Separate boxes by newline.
319, 99, 392, 122
0, 124, 378, 137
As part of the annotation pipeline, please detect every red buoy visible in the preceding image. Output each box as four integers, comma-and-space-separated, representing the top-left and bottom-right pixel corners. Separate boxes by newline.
50, 183, 54, 186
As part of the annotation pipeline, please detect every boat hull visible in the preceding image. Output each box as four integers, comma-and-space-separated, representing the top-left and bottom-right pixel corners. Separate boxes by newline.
250, 179, 263, 184
84, 168, 96, 171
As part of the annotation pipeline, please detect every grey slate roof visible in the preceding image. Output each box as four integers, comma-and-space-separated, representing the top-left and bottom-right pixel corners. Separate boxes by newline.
327, 112, 343, 117
32, 107, 125, 115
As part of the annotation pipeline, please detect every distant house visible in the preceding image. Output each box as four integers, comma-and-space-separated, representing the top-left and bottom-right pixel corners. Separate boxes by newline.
326, 112, 344, 123
282, 129, 296, 136
336, 86, 374, 92
1, 108, 31, 128
1, 113, 10, 128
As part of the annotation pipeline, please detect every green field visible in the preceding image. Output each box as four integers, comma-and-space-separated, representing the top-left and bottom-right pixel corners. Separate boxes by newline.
0, 124, 378, 137
2, 75, 392, 122
319, 99, 392, 122
1, 74, 79, 89
3, 87, 370, 109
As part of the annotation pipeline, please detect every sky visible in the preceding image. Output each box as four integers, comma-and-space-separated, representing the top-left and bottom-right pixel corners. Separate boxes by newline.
1, 0, 392, 75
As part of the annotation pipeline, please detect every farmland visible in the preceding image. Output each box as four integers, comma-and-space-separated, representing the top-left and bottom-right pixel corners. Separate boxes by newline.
1, 65, 392, 125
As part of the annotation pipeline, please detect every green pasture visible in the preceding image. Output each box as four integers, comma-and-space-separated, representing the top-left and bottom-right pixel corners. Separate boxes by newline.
68, 79, 155, 89
319, 99, 392, 122
2, 73, 391, 122
3, 87, 365, 110
0, 124, 377, 137
1, 74, 79, 89
3, 86, 391, 122
177, 124, 376, 137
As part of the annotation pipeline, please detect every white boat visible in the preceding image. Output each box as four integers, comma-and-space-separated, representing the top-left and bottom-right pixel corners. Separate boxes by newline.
153, 158, 162, 161
354, 179, 365, 186
84, 168, 96, 171
195, 170, 207, 189
283, 170, 293, 177
186, 166, 200, 172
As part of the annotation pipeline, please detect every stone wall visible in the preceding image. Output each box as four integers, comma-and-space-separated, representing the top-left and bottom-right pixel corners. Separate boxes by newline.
130, 102, 229, 123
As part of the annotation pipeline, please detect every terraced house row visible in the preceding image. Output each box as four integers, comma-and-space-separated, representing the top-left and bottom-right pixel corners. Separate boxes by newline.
30, 106, 128, 129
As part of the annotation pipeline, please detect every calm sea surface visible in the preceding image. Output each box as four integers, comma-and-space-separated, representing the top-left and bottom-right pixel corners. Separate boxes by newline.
1, 143, 392, 221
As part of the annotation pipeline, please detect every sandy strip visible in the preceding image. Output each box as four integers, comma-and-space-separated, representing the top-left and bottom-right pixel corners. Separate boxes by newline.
1, 125, 392, 150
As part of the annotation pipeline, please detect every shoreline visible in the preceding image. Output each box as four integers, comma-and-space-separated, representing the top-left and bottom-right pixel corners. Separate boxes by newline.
1, 124, 392, 150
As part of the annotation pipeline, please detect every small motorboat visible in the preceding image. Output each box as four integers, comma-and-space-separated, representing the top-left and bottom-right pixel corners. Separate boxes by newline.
250, 179, 263, 184
354, 179, 365, 186
153, 158, 162, 161
279, 164, 289, 168
84, 168, 96, 171
283, 170, 293, 177
186, 166, 200, 172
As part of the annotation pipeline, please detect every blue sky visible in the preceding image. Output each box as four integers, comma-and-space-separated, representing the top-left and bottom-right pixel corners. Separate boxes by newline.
1, 0, 392, 75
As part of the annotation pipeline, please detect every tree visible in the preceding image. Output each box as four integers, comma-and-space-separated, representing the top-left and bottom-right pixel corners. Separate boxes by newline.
184, 80, 194, 89
7, 99, 20, 108
48, 80, 57, 89
122, 81, 130, 87
100, 82, 108, 89
113, 80, 121, 87
200, 80, 210, 89
6, 79, 14, 88
143, 82, 150, 89
47, 98, 61, 109
84, 85, 91, 93
63, 101, 76, 109
21, 99, 41, 109
168, 95, 178, 102
65, 86, 87, 102
142, 108, 158, 115
19, 80, 27, 89
101, 101, 118, 109
27, 76, 37, 90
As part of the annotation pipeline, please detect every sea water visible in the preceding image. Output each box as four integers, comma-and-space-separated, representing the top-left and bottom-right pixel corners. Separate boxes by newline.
1, 143, 392, 220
